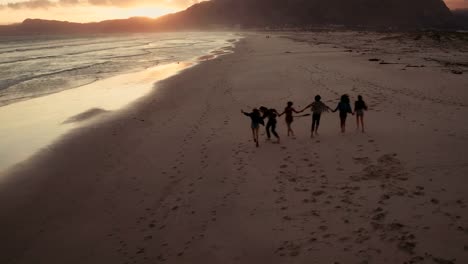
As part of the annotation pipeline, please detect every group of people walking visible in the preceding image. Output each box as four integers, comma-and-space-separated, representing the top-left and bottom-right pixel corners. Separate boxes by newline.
241, 94, 368, 147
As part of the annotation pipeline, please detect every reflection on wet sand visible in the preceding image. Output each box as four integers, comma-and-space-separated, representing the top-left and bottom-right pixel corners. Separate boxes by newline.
0, 62, 192, 173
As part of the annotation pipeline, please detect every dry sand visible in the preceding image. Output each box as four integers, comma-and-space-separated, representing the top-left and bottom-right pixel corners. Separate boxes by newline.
0, 32, 468, 264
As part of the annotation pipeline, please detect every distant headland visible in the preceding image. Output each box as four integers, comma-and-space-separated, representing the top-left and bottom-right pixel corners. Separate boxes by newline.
1, 0, 467, 35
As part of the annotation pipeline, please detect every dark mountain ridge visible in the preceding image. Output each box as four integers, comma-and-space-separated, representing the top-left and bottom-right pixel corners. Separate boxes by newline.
0, 0, 461, 35
453, 9, 468, 29
158, 0, 453, 29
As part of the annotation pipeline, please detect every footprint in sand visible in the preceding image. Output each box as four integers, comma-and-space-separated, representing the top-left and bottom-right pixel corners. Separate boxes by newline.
312, 190, 325, 196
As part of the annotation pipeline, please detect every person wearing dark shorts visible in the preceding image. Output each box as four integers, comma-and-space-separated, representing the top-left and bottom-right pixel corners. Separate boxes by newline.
301, 95, 331, 138
333, 94, 354, 133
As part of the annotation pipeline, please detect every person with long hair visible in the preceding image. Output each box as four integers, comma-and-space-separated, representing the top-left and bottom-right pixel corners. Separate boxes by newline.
354, 95, 368, 132
333, 94, 353, 133
241, 108, 264, 147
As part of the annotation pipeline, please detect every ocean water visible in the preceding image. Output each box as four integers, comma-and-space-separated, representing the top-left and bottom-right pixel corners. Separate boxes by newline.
0, 32, 240, 174
0, 32, 239, 106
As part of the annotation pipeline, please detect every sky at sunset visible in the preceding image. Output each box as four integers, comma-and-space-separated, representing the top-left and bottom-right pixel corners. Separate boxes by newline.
0, 0, 467, 25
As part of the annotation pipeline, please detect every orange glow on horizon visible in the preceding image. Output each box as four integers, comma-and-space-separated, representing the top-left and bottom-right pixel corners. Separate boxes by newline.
0, 5, 178, 25
0, 0, 466, 25
446, 0, 468, 10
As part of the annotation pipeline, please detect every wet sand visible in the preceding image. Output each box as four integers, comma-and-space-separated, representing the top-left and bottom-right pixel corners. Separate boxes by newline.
0, 62, 194, 172
0, 32, 467, 264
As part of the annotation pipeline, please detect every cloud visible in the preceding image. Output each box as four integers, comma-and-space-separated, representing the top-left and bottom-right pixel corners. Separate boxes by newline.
0, 0, 203, 9
6, 0, 56, 9
446, 0, 468, 9
87, 0, 133, 7
86, 0, 202, 8
2, 0, 468, 11
59, 0, 81, 5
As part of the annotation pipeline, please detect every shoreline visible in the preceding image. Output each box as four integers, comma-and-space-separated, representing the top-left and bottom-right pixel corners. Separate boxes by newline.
1, 32, 467, 264
0, 37, 239, 174
0, 32, 242, 108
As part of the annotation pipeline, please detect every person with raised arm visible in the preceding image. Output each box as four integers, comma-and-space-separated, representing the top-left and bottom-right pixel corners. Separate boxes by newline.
279, 101, 300, 138
241, 108, 264, 147
301, 95, 332, 138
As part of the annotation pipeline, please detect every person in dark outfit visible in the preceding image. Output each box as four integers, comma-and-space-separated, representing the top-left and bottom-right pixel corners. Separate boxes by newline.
354, 95, 368, 132
260, 106, 280, 143
301, 95, 332, 138
241, 108, 264, 147
333, 94, 354, 133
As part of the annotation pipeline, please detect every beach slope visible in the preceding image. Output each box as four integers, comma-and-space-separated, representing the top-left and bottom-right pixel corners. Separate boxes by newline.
0, 33, 467, 264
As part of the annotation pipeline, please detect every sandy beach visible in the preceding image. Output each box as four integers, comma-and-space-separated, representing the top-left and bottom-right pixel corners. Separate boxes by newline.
1, 32, 468, 264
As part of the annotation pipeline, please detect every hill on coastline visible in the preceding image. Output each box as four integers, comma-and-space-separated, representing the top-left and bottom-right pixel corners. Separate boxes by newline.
453, 9, 468, 29
0, 0, 459, 35
158, 0, 453, 29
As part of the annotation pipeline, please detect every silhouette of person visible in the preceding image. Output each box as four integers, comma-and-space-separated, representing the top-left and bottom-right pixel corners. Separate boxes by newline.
333, 94, 353, 133
354, 95, 368, 132
241, 108, 264, 147
279, 101, 300, 137
260, 106, 280, 143
301, 95, 332, 138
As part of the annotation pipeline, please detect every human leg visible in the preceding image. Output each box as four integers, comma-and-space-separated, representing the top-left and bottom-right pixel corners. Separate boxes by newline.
289, 124, 295, 137
356, 114, 360, 130
289, 119, 295, 137
271, 122, 280, 143
254, 128, 260, 147
311, 116, 316, 138
314, 113, 322, 135
360, 115, 365, 132
340, 113, 347, 133
286, 116, 294, 137
266, 121, 272, 139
